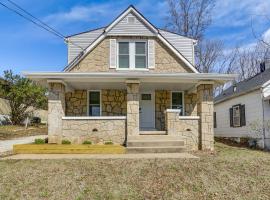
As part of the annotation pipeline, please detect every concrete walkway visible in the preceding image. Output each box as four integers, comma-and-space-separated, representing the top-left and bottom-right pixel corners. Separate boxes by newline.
0, 135, 47, 154
1, 153, 198, 160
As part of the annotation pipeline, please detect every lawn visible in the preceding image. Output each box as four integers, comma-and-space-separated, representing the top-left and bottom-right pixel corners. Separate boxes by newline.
0, 143, 269, 200
0, 125, 47, 140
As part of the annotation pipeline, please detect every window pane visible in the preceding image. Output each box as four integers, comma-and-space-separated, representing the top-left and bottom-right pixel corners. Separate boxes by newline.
89, 105, 100, 116
89, 92, 100, 104
119, 42, 129, 54
172, 92, 182, 106
136, 42, 146, 54
141, 94, 151, 100
119, 55, 129, 68
135, 56, 146, 68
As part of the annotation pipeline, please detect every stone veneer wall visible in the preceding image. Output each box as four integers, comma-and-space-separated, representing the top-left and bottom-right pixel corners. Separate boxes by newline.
165, 111, 200, 151
155, 90, 171, 130
62, 118, 126, 144
69, 36, 193, 73
102, 89, 127, 116
184, 93, 197, 116
65, 90, 87, 116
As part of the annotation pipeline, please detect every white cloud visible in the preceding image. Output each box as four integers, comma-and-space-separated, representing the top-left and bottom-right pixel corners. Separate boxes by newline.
263, 28, 270, 44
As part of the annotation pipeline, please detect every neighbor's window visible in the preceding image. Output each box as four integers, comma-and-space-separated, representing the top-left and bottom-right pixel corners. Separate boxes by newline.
135, 42, 147, 68
118, 42, 129, 68
232, 105, 241, 127
88, 91, 101, 116
118, 41, 147, 69
171, 92, 184, 116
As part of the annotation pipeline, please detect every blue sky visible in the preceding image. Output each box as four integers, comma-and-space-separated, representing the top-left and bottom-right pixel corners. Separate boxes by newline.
0, 0, 269, 75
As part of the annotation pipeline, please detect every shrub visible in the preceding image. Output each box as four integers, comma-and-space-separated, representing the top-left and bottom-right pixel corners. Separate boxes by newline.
62, 139, 71, 145
104, 141, 113, 145
34, 138, 45, 144
82, 140, 92, 145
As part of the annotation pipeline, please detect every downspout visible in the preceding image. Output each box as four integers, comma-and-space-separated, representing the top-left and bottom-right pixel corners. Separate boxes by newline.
260, 87, 266, 149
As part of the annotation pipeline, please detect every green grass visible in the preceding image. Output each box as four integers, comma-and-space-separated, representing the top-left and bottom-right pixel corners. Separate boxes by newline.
0, 125, 47, 140
0, 142, 269, 200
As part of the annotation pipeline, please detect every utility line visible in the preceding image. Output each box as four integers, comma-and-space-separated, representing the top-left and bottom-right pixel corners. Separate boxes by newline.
0, 0, 84, 50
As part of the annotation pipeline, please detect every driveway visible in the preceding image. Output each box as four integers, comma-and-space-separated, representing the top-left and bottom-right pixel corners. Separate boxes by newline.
0, 135, 47, 154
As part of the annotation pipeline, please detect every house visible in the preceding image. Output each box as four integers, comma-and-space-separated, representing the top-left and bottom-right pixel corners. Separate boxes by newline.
214, 63, 270, 149
24, 5, 236, 152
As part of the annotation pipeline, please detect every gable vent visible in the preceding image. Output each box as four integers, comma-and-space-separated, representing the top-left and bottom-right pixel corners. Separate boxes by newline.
127, 16, 135, 24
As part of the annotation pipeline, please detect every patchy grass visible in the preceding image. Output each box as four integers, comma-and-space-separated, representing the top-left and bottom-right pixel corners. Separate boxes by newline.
0, 142, 269, 200
0, 125, 47, 140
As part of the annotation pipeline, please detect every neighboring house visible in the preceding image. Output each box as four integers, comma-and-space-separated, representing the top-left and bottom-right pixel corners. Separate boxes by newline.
25, 5, 235, 152
214, 65, 270, 149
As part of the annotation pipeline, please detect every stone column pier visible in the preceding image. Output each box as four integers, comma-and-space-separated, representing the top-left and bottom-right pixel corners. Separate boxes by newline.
48, 82, 66, 144
126, 80, 140, 136
197, 84, 214, 150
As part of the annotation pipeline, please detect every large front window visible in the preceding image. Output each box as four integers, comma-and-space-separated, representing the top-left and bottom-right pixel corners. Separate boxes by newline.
118, 41, 147, 69
88, 91, 101, 116
171, 92, 184, 116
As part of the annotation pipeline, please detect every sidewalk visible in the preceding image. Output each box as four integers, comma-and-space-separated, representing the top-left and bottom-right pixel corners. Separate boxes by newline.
0, 135, 47, 154
1, 153, 198, 160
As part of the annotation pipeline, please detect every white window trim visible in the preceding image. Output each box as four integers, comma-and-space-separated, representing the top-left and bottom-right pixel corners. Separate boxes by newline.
116, 39, 149, 71
171, 91, 185, 116
87, 90, 102, 116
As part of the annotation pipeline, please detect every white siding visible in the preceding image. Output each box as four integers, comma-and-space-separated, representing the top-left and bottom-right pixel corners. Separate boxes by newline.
214, 89, 263, 138
67, 28, 104, 63
107, 12, 155, 36
159, 30, 194, 64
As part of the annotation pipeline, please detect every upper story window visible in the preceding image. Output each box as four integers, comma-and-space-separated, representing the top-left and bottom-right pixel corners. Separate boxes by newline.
118, 41, 147, 69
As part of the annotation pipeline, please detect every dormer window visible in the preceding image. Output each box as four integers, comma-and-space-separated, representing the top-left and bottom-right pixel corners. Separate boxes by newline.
117, 41, 147, 69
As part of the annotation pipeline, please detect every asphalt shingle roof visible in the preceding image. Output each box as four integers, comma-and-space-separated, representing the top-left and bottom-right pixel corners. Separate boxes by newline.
214, 68, 270, 103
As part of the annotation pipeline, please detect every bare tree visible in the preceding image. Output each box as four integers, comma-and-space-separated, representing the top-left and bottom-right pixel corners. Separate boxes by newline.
165, 0, 215, 41
195, 39, 223, 72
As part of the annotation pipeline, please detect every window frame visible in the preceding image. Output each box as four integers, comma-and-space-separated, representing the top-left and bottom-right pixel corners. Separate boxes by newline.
87, 90, 102, 116
232, 104, 241, 127
171, 91, 185, 116
117, 40, 148, 70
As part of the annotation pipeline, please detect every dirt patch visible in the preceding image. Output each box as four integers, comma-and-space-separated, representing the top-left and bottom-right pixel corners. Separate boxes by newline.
0, 125, 47, 140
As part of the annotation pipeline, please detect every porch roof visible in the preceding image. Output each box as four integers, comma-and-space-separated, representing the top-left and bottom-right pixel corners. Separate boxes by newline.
24, 72, 237, 91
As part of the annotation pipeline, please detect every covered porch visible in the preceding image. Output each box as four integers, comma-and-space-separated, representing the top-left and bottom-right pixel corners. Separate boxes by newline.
25, 72, 236, 151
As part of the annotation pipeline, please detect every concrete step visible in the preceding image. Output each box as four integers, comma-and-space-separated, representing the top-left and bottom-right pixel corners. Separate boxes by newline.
139, 131, 167, 135
128, 135, 183, 141
127, 140, 185, 147
127, 146, 186, 154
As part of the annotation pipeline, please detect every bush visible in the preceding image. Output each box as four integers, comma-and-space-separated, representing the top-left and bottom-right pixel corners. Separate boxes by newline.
62, 139, 71, 145
34, 138, 45, 144
82, 140, 92, 145
104, 141, 113, 145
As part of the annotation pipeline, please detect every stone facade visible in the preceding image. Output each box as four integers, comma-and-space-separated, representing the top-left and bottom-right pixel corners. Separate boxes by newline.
155, 90, 171, 130
197, 84, 214, 150
69, 37, 193, 73
48, 83, 65, 144
62, 118, 126, 144
65, 90, 87, 116
102, 89, 127, 116
184, 93, 197, 116
126, 82, 140, 136
165, 110, 200, 151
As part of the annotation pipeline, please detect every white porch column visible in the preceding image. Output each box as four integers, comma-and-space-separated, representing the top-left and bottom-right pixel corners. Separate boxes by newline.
48, 82, 65, 144
126, 80, 140, 136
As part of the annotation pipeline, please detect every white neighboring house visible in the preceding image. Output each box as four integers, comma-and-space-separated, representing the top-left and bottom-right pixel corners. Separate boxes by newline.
214, 66, 270, 149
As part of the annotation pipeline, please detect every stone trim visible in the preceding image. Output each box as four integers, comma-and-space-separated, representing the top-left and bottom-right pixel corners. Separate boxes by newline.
62, 116, 126, 120
179, 116, 200, 120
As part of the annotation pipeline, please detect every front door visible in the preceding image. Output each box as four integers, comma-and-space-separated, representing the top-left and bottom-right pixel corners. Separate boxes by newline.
139, 92, 155, 130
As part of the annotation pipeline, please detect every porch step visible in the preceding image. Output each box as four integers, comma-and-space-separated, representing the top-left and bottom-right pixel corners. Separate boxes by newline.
127, 140, 184, 147
128, 135, 183, 141
127, 146, 186, 154
139, 131, 167, 135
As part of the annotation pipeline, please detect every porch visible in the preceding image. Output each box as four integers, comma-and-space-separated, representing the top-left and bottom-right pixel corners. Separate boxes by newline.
25, 72, 236, 151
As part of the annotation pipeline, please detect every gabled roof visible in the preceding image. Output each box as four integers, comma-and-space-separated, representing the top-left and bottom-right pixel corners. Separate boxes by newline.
64, 5, 199, 73
215, 68, 270, 104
